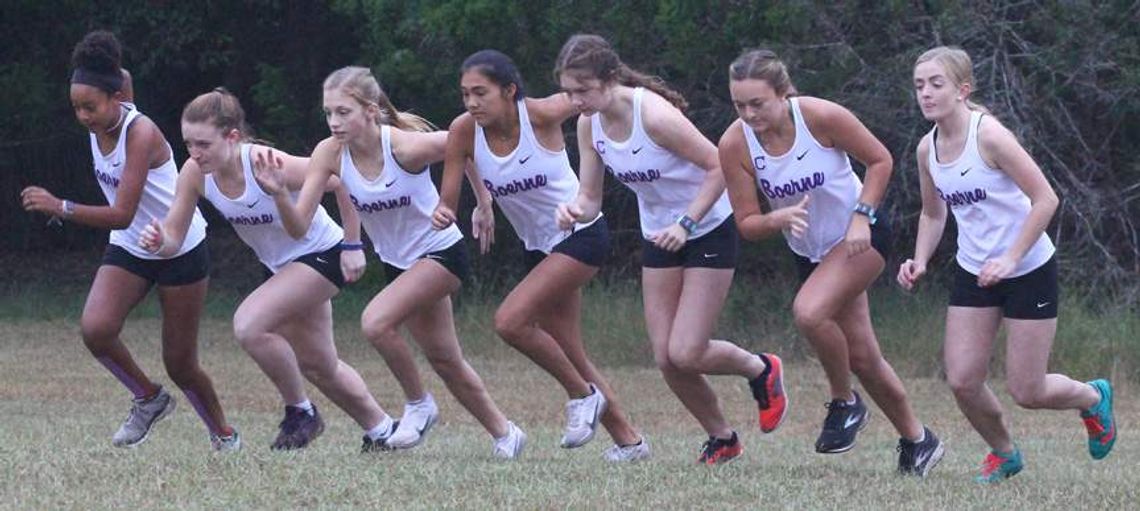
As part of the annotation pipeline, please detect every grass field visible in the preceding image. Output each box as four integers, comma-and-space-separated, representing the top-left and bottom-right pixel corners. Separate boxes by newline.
1, 315, 1135, 510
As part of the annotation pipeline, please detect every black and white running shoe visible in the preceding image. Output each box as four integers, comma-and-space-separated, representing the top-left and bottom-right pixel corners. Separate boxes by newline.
814, 390, 869, 454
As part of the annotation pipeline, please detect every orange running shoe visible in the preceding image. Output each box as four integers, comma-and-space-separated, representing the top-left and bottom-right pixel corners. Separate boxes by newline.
697, 431, 743, 465
749, 353, 788, 433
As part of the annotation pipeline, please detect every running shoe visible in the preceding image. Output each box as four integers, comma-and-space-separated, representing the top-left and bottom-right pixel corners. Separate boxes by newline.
749, 353, 788, 433
814, 391, 869, 454
112, 386, 176, 448
698, 431, 743, 465
1081, 379, 1116, 460
560, 383, 607, 448
271, 404, 325, 450
896, 426, 944, 477
211, 427, 242, 452
975, 448, 1024, 483
387, 394, 440, 450
492, 421, 526, 460
361, 420, 399, 453
603, 439, 652, 463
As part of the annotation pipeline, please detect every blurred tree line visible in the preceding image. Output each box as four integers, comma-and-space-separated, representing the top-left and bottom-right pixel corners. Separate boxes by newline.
2, 1, 1137, 302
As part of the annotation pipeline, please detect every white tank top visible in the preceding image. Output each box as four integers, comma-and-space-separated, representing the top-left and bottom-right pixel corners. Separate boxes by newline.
927, 111, 1055, 277
89, 104, 207, 259
740, 97, 862, 262
473, 99, 582, 252
202, 144, 343, 272
340, 126, 463, 269
591, 87, 731, 240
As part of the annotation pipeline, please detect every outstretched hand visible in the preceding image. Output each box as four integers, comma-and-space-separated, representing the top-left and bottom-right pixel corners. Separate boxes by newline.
20, 186, 63, 217
252, 149, 287, 196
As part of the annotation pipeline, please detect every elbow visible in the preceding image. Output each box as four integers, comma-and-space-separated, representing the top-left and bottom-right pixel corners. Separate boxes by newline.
109, 212, 133, 230
735, 217, 761, 242
285, 223, 307, 240
1039, 192, 1060, 215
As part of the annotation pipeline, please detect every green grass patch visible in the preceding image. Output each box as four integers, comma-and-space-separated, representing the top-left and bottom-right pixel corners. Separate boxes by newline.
0, 319, 1136, 509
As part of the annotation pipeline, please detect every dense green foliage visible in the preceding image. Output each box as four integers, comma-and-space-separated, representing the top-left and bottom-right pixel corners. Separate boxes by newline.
2, 1, 1138, 302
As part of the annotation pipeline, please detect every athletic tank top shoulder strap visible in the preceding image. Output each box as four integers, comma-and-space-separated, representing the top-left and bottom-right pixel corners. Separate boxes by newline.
381, 124, 426, 176
788, 97, 825, 150
966, 110, 984, 161
930, 110, 984, 167
516, 99, 541, 152
631, 87, 648, 146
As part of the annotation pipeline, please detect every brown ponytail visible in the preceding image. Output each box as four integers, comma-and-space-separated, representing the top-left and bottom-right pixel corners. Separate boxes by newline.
554, 34, 688, 111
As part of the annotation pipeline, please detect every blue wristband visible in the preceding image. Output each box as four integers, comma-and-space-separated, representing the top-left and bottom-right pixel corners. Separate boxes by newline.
676, 215, 698, 235
853, 202, 877, 225
340, 241, 364, 251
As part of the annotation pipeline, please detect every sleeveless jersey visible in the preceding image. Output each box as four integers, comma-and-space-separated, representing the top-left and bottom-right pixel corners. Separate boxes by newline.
89, 103, 206, 258
740, 97, 862, 262
340, 125, 463, 269
927, 111, 1054, 277
473, 99, 582, 252
203, 144, 343, 272
591, 87, 731, 240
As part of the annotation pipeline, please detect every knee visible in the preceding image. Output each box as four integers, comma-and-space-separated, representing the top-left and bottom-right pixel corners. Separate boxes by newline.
362, 316, 401, 351
653, 350, 677, 374
1008, 382, 1045, 409
792, 300, 826, 333
79, 315, 119, 353
946, 370, 984, 399
232, 315, 266, 351
493, 308, 527, 343
667, 343, 705, 373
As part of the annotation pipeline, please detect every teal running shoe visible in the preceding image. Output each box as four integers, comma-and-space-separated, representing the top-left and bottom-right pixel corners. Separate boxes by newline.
975, 448, 1024, 483
1081, 379, 1116, 460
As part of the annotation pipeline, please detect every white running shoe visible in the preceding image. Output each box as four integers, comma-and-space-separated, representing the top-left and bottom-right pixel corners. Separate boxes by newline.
603, 439, 652, 463
211, 428, 242, 452
387, 394, 439, 450
560, 383, 607, 448
492, 421, 526, 460
112, 387, 176, 448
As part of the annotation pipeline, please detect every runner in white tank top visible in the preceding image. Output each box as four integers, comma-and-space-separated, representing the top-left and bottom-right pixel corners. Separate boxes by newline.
590, 87, 732, 241
202, 144, 343, 272
472, 98, 584, 252
739, 97, 862, 262
143, 88, 393, 451
555, 35, 779, 464
92, 105, 209, 259
721, 49, 941, 474
923, 111, 1055, 277
21, 31, 236, 450
435, 49, 646, 460
901, 47, 1111, 482
271, 66, 522, 456
341, 125, 464, 268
